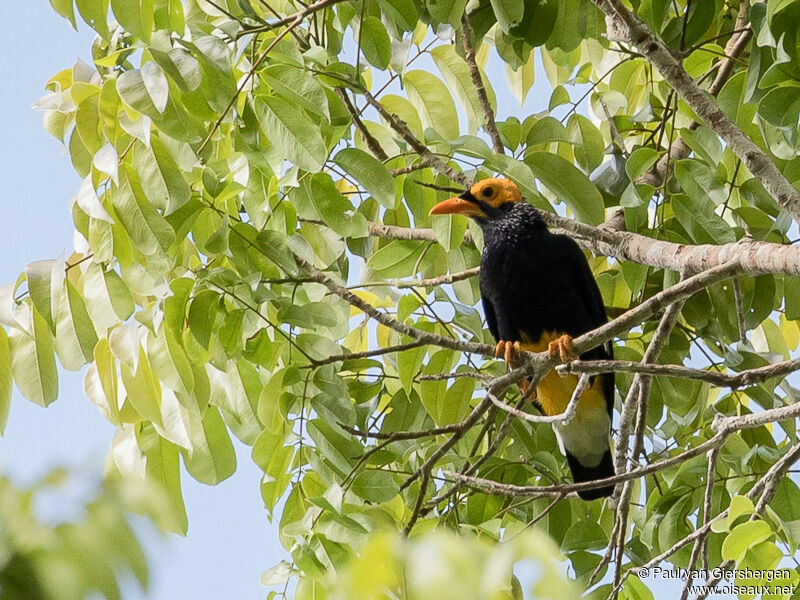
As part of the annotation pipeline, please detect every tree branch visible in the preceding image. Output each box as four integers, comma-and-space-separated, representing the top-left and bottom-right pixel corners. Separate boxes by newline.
637, 2, 752, 187
593, 0, 800, 222
365, 217, 800, 278
238, 0, 345, 36
486, 374, 590, 424
296, 257, 493, 356
360, 88, 471, 187
337, 88, 389, 161
442, 400, 800, 498
460, 13, 504, 155
558, 357, 800, 388
302, 340, 428, 368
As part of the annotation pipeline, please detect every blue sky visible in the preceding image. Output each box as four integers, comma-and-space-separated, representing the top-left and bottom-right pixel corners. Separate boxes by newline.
0, 4, 283, 599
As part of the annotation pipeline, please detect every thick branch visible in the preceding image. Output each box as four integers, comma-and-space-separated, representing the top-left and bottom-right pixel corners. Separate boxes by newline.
366, 218, 800, 278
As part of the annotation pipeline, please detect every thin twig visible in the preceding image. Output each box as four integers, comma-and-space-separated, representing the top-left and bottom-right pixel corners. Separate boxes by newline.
558, 356, 800, 388
486, 374, 590, 424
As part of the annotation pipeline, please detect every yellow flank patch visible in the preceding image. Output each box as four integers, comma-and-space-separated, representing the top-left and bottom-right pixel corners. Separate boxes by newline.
519, 331, 607, 417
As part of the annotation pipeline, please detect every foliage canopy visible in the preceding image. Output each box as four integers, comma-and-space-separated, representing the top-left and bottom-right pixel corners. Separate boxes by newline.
5, 0, 800, 597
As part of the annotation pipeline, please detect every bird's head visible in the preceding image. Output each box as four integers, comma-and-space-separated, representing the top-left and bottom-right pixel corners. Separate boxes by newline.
428, 178, 523, 222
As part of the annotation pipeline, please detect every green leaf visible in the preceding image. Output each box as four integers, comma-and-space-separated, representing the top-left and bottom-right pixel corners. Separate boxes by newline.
147, 330, 194, 396
404, 70, 460, 141
184, 405, 237, 485
333, 149, 396, 209
625, 147, 661, 181
112, 167, 176, 255
728, 495, 755, 526
526, 151, 605, 224
137, 424, 188, 534
111, 0, 154, 41
188, 290, 219, 349
431, 45, 493, 135
757, 84, 800, 129
377, 0, 419, 31
104, 270, 135, 321
88, 337, 125, 424
49, 0, 77, 28
359, 16, 391, 70
82, 263, 123, 329
9, 307, 58, 407
25, 258, 64, 333
721, 520, 772, 563
119, 344, 162, 424
491, 0, 524, 31
206, 362, 261, 445
425, 0, 468, 27
255, 430, 295, 514
258, 368, 292, 433
262, 65, 330, 121
151, 48, 202, 92
380, 94, 424, 138
351, 470, 399, 503
254, 229, 301, 276
568, 115, 604, 175
431, 208, 467, 252
367, 240, 425, 277
55, 280, 99, 370
397, 343, 426, 392
717, 72, 757, 130
440, 374, 475, 425
261, 95, 328, 173
116, 68, 205, 142
673, 159, 727, 206
671, 194, 735, 245
76, 0, 110, 38
505, 54, 535, 106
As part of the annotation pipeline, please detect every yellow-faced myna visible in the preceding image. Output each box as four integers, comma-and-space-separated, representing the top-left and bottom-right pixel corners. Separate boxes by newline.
429, 178, 614, 499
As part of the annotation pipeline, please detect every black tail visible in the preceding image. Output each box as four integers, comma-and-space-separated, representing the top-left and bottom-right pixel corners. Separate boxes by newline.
565, 449, 615, 500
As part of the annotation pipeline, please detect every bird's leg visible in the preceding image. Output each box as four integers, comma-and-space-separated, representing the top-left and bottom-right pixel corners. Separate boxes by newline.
548, 334, 577, 364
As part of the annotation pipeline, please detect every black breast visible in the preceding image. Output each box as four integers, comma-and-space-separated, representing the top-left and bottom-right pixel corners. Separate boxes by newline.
478, 203, 607, 358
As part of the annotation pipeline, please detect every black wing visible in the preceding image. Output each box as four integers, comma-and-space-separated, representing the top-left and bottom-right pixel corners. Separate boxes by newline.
481, 293, 500, 341
557, 234, 612, 362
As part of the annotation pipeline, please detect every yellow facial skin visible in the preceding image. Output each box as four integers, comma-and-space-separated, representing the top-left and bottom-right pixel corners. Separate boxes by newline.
468, 178, 523, 209
428, 178, 523, 217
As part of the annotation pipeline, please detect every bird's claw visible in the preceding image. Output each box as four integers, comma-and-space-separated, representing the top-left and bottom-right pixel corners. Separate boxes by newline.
496, 340, 533, 397
495, 340, 522, 365
548, 334, 577, 364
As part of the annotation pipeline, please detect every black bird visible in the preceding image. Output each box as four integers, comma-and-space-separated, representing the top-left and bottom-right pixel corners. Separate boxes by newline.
429, 178, 615, 500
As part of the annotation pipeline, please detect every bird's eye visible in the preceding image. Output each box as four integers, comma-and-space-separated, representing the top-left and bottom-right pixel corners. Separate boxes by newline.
481, 186, 494, 198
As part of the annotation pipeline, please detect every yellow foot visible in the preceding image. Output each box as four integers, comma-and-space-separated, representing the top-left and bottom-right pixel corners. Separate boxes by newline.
495, 340, 522, 365
548, 334, 577, 364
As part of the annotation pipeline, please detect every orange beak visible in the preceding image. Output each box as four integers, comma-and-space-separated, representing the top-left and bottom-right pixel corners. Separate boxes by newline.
429, 196, 484, 217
